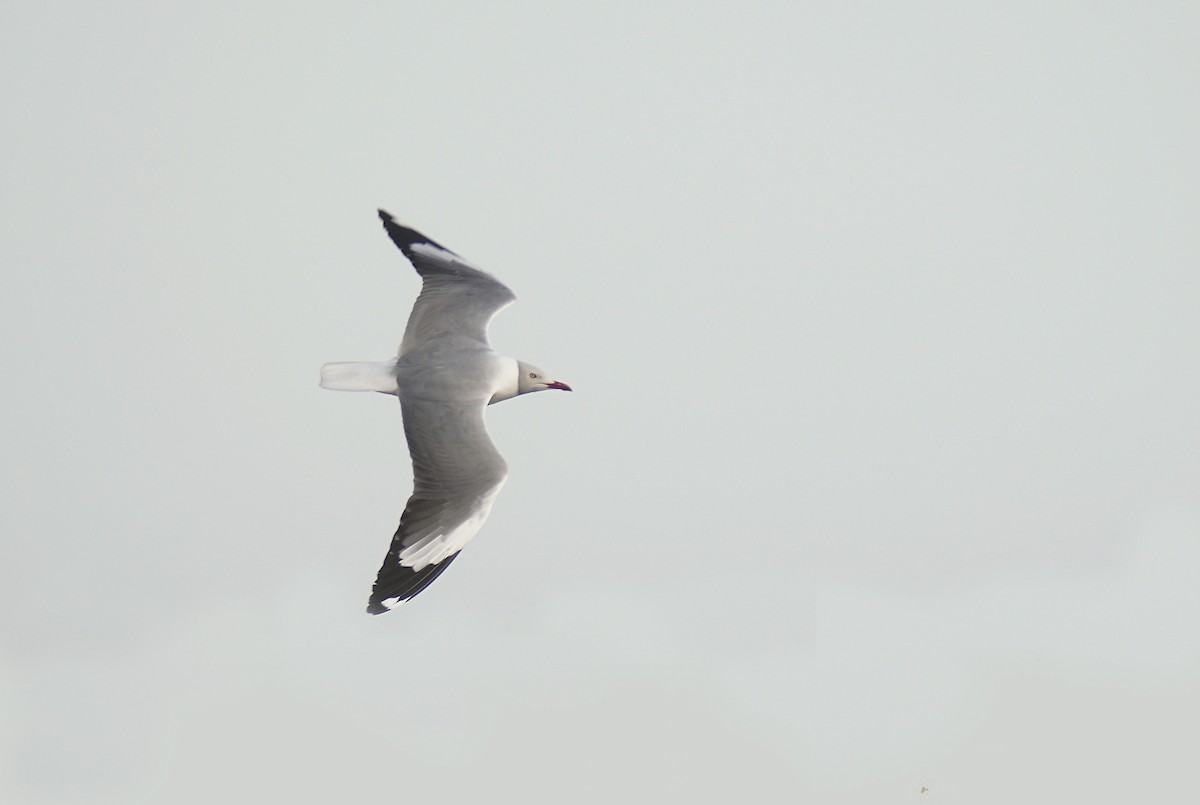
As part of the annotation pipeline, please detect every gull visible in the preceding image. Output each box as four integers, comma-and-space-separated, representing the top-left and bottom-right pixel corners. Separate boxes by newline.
321, 210, 571, 614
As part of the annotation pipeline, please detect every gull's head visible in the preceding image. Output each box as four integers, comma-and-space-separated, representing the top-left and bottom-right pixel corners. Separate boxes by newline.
517, 361, 573, 395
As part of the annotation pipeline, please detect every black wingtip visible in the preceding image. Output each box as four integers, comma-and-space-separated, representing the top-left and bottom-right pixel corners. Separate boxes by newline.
366, 551, 461, 615
366, 599, 390, 616
375, 208, 458, 258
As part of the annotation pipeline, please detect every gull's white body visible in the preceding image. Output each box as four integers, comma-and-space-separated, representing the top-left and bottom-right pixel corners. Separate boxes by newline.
321, 210, 571, 614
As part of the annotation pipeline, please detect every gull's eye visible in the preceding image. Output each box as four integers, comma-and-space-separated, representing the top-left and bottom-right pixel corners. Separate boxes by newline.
529, 372, 537, 378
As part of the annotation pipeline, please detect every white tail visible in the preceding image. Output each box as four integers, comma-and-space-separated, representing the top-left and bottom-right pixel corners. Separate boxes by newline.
319, 361, 399, 394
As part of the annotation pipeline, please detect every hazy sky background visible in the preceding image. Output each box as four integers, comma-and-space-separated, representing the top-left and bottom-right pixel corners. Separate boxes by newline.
3, 2, 1198, 802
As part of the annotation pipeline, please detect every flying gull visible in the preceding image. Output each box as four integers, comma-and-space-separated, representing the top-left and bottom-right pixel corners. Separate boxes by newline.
321, 210, 572, 614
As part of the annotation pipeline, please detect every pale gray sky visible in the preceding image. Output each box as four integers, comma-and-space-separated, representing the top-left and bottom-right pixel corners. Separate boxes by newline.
2, 1, 1198, 803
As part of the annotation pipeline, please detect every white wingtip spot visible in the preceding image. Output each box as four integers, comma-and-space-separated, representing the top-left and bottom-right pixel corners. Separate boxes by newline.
381, 596, 404, 610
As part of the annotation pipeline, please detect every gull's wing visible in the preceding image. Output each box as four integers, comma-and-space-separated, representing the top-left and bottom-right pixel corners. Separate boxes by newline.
377, 209, 517, 354
367, 397, 508, 614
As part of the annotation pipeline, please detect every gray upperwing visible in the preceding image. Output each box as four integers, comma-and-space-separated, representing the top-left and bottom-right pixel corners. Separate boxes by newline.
400, 396, 508, 500
364, 397, 508, 613
378, 210, 517, 353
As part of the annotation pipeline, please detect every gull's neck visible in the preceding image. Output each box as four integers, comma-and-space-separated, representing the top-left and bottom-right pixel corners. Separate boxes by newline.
488, 356, 520, 405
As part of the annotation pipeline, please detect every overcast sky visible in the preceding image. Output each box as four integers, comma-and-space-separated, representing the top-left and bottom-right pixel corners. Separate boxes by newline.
3, 2, 1198, 803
